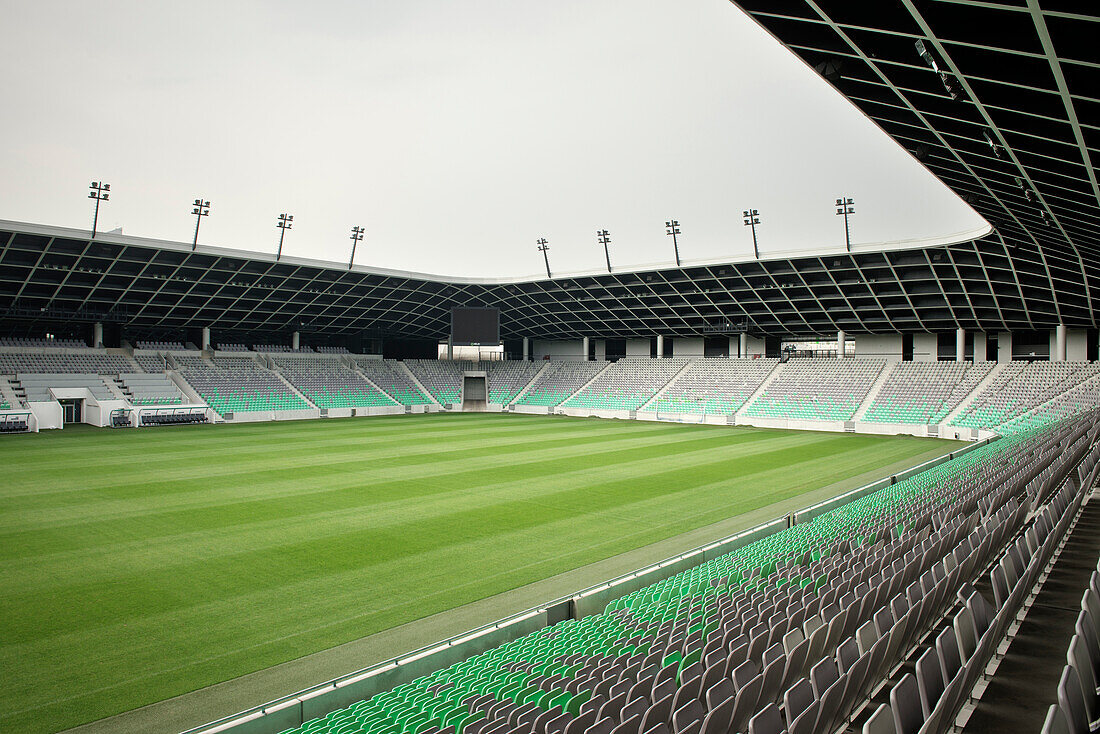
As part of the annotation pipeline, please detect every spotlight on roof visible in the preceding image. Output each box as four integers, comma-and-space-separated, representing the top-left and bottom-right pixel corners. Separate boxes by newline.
914, 39, 961, 100
814, 58, 843, 84
982, 129, 1004, 159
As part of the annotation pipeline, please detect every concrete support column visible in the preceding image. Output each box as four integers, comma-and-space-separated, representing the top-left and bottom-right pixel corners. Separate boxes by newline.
292, 331, 300, 350
447, 337, 453, 360
656, 335, 664, 358
201, 326, 211, 351
837, 330, 846, 358
93, 322, 103, 348
1055, 324, 1067, 361
522, 337, 529, 361
582, 336, 590, 361
956, 327, 965, 362
739, 333, 747, 359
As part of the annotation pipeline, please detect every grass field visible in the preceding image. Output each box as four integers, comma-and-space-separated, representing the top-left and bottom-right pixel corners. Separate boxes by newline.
0, 414, 962, 733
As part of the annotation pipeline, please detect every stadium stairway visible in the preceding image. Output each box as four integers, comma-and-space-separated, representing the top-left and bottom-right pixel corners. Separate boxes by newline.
734, 361, 785, 418
271, 367, 320, 410
959, 489, 1100, 732
635, 359, 698, 413
851, 363, 898, 422
938, 364, 1008, 427
567, 361, 613, 403
399, 363, 442, 406
507, 362, 551, 406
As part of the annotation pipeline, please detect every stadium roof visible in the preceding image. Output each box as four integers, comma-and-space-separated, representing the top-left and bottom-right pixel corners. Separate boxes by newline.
0, 1, 1096, 342
734, 0, 1100, 327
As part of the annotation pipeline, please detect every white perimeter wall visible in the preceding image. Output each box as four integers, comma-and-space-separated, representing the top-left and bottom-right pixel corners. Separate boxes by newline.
532, 340, 586, 360
998, 332, 1012, 362
673, 337, 704, 357
1069, 330, 1089, 361
625, 338, 651, 357
913, 333, 938, 361
854, 334, 902, 360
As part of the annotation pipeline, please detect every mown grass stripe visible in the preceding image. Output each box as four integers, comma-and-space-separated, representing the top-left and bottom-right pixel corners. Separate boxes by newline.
0, 414, 958, 734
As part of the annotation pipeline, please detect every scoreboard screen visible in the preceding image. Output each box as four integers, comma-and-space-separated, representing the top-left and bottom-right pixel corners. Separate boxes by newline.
451, 308, 500, 346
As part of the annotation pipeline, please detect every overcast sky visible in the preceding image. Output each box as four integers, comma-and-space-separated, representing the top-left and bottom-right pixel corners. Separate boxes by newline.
0, 0, 987, 278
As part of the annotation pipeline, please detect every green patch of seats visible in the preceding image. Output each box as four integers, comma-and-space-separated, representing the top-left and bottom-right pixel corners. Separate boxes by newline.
743, 395, 859, 421
200, 388, 312, 416
302, 387, 397, 409
562, 391, 653, 411
275, 425, 1044, 734
648, 396, 741, 415
862, 399, 948, 425
516, 389, 571, 407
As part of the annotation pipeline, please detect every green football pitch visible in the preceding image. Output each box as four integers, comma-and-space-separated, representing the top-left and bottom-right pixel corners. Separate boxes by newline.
0, 414, 962, 733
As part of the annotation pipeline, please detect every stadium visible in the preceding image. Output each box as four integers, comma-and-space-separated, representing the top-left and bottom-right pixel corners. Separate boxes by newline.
2, 2, 1099, 734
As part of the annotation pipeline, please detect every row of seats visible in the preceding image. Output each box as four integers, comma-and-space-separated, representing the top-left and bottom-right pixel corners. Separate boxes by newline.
643, 359, 778, 416
1045, 560, 1100, 732
0, 337, 87, 348
862, 362, 994, 425
176, 356, 311, 415
135, 340, 185, 351
217, 344, 251, 352
139, 411, 208, 426
405, 360, 471, 404
743, 359, 886, 422
563, 359, 691, 412
953, 362, 1098, 429
118, 373, 183, 406
255, 345, 314, 353
486, 361, 545, 404
275, 358, 398, 409
273, 415, 1095, 734
516, 362, 609, 407
0, 415, 29, 432
355, 360, 434, 405
317, 346, 351, 354
866, 462, 1091, 734
0, 352, 135, 376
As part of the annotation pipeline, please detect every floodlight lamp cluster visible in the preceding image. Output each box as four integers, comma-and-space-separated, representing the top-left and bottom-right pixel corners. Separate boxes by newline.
742, 209, 760, 226
835, 198, 855, 215
276, 213, 294, 230
192, 199, 210, 216
88, 181, 110, 201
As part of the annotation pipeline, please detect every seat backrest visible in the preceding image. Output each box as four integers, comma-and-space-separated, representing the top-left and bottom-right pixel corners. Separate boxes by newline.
1040, 703, 1070, 734
889, 673, 924, 734
810, 657, 839, 699
954, 608, 977, 662
1068, 634, 1099, 722
937, 626, 962, 686
914, 647, 945, 719
783, 678, 814, 721
747, 703, 785, 734
1058, 665, 1090, 734
837, 636, 860, 674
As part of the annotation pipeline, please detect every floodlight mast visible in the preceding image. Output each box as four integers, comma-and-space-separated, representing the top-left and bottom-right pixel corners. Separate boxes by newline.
275, 213, 293, 261
742, 209, 760, 259
835, 197, 855, 252
349, 225, 364, 270
537, 238, 551, 278
665, 220, 681, 266
191, 198, 210, 251
88, 181, 110, 238
598, 229, 612, 272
